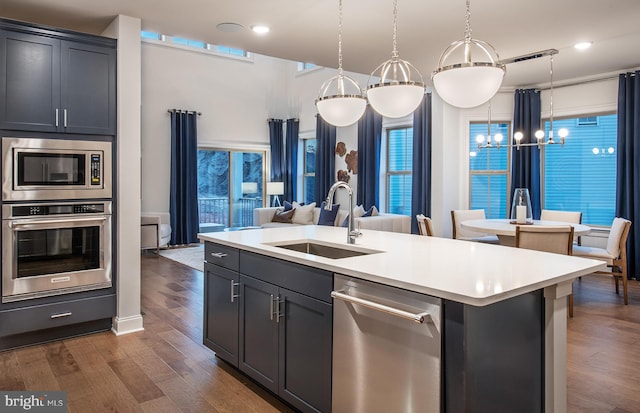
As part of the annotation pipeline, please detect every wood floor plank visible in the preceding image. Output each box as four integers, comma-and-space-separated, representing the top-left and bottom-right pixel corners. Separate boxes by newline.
109, 358, 165, 403
0, 351, 25, 390
13, 346, 60, 391
155, 375, 219, 413
43, 341, 80, 377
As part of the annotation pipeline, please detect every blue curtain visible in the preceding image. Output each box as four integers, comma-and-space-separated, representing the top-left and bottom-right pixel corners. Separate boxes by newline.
511, 89, 542, 219
285, 118, 299, 202
169, 110, 199, 245
616, 71, 640, 279
357, 105, 382, 208
268, 118, 284, 204
314, 115, 336, 204
410, 93, 432, 234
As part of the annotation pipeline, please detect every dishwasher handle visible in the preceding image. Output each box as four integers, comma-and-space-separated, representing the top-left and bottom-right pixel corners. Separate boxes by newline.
331, 290, 431, 324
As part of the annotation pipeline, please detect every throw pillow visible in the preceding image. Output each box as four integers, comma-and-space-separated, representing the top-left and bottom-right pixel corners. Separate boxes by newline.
291, 201, 316, 225
283, 201, 293, 211
317, 201, 340, 226
342, 205, 366, 227
272, 208, 295, 223
362, 205, 379, 217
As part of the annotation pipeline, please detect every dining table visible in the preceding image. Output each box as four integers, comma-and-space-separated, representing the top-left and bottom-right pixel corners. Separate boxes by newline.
460, 218, 592, 246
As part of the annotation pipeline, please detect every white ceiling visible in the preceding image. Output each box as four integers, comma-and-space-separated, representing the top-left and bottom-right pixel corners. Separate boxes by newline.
2, 0, 640, 88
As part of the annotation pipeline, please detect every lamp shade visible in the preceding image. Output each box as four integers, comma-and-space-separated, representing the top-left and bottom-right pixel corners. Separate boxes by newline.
316, 74, 367, 127
367, 58, 425, 118
432, 64, 505, 108
241, 182, 258, 194
266, 182, 284, 196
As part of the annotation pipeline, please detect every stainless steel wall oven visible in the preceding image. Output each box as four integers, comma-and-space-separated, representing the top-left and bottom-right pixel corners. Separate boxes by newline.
2, 136, 112, 201
1, 201, 112, 303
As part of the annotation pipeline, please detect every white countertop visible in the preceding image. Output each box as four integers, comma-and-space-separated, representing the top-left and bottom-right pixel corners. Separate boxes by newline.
198, 226, 607, 306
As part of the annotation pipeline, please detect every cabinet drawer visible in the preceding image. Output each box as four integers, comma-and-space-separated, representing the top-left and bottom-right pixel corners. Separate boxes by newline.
0, 294, 116, 337
205, 242, 239, 271
240, 251, 333, 303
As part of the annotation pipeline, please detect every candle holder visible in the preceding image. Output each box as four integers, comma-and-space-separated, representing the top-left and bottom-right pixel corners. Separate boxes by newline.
510, 188, 533, 224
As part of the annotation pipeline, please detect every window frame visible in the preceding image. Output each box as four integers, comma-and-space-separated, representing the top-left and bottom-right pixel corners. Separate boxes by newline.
385, 126, 413, 216
301, 137, 316, 204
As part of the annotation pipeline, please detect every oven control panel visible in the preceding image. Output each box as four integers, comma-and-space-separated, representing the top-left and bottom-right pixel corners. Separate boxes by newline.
8, 202, 109, 217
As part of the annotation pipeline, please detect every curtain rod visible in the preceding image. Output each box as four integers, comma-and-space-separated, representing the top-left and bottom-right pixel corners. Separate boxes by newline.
525, 69, 639, 91
167, 109, 202, 115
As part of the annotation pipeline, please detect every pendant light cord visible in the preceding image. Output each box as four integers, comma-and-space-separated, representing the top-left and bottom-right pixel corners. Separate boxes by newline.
549, 54, 554, 140
391, 0, 399, 59
337, 0, 344, 76
465, 0, 472, 42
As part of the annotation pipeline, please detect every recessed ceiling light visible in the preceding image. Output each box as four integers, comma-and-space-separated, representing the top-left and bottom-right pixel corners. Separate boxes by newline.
251, 25, 270, 34
216, 22, 244, 33
574, 41, 592, 50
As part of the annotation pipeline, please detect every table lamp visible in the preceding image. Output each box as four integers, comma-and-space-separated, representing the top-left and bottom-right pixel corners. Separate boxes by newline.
266, 182, 284, 207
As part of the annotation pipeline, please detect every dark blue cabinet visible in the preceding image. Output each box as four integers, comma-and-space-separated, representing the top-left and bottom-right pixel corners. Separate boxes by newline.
204, 242, 333, 413
0, 19, 116, 135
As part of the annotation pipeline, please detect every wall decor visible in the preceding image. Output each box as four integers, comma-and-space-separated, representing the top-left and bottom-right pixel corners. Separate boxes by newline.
336, 141, 347, 156
345, 150, 358, 174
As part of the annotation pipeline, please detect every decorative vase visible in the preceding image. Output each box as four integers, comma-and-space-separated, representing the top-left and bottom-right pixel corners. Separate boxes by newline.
510, 188, 533, 224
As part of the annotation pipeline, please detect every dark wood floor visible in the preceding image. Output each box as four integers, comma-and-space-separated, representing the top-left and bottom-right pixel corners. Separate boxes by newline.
1, 254, 639, 413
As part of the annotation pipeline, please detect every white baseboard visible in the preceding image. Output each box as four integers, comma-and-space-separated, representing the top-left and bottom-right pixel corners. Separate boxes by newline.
111, 314, 144, 336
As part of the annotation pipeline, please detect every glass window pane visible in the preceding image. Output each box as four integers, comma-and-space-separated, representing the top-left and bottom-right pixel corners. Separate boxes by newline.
388, 128, 412, 172
470, 174, 508, 218
305, 140, 316, 174
387, 174, 412, 215
304, 176, 315, 204
469, 122, 509, 171
543, 114, 617, 225
197, 150, 230, 228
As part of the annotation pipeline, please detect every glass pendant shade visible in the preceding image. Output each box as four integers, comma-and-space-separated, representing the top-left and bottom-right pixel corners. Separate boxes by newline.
316, 74, 367, 127
367, 58, 425, 118
432, 39, 505, 108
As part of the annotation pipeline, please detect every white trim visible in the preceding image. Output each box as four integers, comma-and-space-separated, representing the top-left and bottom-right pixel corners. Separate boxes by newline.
111, 315, 144, 335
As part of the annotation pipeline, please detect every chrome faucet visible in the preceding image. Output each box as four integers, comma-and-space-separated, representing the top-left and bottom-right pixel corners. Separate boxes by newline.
325, 181, 361, 244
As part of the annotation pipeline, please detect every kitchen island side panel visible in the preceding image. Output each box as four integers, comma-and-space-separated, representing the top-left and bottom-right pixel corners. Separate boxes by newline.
444, 290, 544, 413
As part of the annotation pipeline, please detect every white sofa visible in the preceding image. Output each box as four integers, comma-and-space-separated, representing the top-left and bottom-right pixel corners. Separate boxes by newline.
253, 206, 411, 234
141, 212, 172, 251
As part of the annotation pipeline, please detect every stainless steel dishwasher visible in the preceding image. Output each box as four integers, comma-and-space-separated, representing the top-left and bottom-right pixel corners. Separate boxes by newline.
332, 274, 441, 413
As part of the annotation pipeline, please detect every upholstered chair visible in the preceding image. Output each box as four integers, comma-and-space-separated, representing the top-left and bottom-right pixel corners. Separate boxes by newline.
451, 209, 499, 244
416, 214, 435, 236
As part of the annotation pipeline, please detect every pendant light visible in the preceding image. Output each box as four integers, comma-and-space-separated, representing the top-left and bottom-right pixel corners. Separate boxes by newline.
432, 0, 505, 109
367, 0, 425, 118
315, 0, 366, 127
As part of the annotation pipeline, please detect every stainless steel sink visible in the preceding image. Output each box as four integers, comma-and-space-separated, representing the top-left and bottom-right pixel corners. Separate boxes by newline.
269, 241, 381, 259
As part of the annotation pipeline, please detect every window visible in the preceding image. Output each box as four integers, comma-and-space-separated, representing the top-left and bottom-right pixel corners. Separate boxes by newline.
386, 128, 412, 215
469, 122, 511, 218
197, 149, 265, 229
467, 113, 617, 225
140, 31, 248, 57
303, 138, 316, 204
141, 31, 161, 40
297, 62, 317, 71
543, 113, 617, 225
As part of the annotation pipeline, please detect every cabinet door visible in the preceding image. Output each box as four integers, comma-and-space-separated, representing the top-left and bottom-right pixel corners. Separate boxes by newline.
239, 275, 279, 393
203, 263, 239, 367
61, 41, 116, 135
0, 30, 60, 132
279, 289, 332, 413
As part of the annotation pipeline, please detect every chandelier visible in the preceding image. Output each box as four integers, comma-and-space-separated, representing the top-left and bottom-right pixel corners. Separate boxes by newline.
432, 0, 505, 109
512, 51, 569, 150
315, 0, 367, 127
366, 0, 425, 118
475, 49, 569, 151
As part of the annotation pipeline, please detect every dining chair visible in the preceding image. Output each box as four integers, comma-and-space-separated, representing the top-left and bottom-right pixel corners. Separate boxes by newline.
416, 214, 435, 236
540, 209, 583, 244
451, 210, 499, 244
572, 217, 632, 305
515, 225, 576, 316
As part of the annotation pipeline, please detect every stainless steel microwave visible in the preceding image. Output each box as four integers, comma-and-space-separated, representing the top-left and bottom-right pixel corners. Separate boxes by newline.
2, 137, 112, 201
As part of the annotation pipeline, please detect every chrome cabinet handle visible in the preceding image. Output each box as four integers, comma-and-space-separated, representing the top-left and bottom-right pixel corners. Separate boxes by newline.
276, 296, 284, 323
55, 108, 59, 127
63, 109, 68, 128
270, 294, 275, 321
331, 290, 430, 324
50, 312, 72, 319
9, 216, 107, 228
210, 252, 228, 258
230, 280, 239, 303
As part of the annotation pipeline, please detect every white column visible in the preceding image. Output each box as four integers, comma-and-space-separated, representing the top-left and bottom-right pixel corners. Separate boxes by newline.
103, 15, 144, 335
544, 280, 572, 413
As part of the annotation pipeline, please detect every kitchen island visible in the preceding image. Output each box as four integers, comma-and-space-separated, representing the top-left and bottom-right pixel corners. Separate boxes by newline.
199, 226, 606, 413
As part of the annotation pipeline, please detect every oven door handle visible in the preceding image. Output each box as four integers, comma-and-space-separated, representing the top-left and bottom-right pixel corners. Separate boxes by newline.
8, 216, 107, 228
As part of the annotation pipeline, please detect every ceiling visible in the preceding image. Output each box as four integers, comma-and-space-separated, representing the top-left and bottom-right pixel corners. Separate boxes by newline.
2, 0, 640, 88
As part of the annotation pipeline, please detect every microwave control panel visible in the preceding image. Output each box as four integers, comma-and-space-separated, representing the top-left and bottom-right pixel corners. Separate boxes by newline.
90, 154, 102, 186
